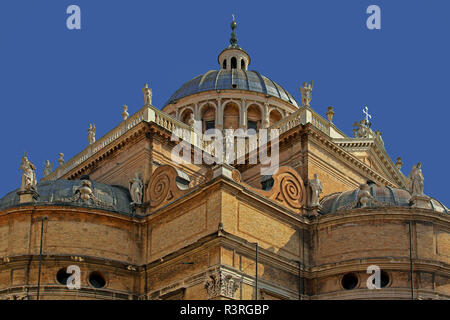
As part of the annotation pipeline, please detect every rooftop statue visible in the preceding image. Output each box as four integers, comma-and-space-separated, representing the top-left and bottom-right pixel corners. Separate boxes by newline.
299, 80, 313, 107
408, 162, 424, 196
87, 124, 96, 145
19, 154, 37, 192
142, 83, 152, 105
43, 160, 53, 177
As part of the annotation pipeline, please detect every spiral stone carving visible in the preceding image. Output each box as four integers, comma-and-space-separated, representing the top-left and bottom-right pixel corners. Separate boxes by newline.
278, 174, 303, 209
231, 169, 241, 183
243, 166, 306, 214
147, 165, 187, 210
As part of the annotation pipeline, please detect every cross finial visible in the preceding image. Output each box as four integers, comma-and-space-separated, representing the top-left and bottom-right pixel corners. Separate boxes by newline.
363, 106, 372, 122
232, 14, 235, 22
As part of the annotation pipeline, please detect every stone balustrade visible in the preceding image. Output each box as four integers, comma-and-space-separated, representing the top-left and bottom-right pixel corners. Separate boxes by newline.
42, 104, 348, 180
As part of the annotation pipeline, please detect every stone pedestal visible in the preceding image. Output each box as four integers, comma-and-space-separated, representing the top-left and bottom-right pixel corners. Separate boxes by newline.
17, 190, 38, 204
410, 194, 431, 209
131, 203, 147, 217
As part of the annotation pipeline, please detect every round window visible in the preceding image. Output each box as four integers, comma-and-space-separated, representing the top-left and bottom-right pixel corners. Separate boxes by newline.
341, 273, 358, 290
380, 271, 390, 288
89, 272, 106, 288
56, 267, 70, 286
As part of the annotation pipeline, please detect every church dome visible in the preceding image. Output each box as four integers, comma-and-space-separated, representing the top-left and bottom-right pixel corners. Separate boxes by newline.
0, 179, 132, 215
165, 69, 299, 107
320, 184, 448, 215
165, 17, 299, 108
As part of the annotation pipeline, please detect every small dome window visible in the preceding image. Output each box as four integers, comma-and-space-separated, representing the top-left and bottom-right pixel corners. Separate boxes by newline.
380, 271, 390, 288
89, 271, 106, 288
341, 273, 358, 290
231, 57, 237, 69
223, 59, 227, 69
241, 59, 245, 70
56, 267, 70, 286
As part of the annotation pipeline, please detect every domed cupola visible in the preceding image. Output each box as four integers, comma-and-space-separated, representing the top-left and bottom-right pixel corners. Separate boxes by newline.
163, 16, 300, 132
217, 15, 251, 71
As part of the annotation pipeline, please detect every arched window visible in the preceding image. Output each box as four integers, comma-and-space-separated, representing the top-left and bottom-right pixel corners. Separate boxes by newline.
269, 109, 283, 126
241, 59, 245, 70
201, 104, 216, 132
223, 59, 227, 69
231, 57, 237, 69
247, 104, 262, 131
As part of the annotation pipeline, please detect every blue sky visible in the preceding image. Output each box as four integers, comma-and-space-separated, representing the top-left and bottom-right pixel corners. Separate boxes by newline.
0, 0, 448, 204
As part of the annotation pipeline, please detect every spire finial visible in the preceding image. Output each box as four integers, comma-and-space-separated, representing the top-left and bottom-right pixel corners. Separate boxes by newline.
230, 14, 238, 47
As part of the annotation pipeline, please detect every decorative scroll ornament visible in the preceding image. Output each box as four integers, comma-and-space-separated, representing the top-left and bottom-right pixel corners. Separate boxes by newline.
204, 269, 241, 299
239, 166, 306, 214
147, 165, 189, 210
231, 169, 242, 183
68, 179, 113, 209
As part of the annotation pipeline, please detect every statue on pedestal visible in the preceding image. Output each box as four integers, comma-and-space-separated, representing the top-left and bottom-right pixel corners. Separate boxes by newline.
308, 174, 323, 207
129, 172, 144, 205
408, 162, 424, 196
142, 84, 152, 105
87, 124, 96, 145
299, 80, 313, 107
19, 155, 37, 192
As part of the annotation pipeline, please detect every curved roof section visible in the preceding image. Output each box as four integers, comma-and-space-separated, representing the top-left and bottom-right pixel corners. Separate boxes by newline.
0, 179, 132, 215
320, 185, 448, 215
165, 69, 299, 107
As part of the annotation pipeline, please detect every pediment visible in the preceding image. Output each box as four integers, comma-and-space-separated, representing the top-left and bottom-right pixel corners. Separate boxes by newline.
333, 138, 407, 188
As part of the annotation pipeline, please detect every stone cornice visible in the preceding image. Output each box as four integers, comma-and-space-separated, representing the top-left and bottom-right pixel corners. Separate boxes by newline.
333, 137, 408, 188
314, 207, 450, 229
304, 124, 399, 187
